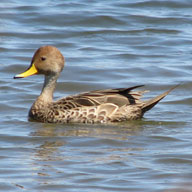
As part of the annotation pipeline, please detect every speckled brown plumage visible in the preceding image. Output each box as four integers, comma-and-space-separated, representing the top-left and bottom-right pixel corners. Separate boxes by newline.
14, 46, 176, 124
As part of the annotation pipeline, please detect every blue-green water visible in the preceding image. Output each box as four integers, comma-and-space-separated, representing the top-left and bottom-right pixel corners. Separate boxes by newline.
0, 0, 192, 191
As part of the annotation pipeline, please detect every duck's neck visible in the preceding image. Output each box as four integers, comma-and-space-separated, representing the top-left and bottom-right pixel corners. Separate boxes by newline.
29, 73, 59, 121
37, 73, 59, 104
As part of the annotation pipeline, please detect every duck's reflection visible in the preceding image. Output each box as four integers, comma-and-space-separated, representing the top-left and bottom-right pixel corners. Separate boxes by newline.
31, 121, 145, 161
31, 120, 145, 139
29, 120, 157, 187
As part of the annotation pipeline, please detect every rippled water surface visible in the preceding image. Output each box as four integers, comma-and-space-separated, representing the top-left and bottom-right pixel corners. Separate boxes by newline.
1, 0, 192, 191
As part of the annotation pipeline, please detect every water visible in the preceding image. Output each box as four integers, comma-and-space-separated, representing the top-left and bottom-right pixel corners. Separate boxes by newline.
0, 0, 192, 191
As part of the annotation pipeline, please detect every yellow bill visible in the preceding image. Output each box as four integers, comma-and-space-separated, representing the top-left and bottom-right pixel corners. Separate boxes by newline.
14, 63, 38, 79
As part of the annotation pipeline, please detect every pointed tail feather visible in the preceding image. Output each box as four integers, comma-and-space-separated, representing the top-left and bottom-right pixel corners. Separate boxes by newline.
141, 85, 178, 114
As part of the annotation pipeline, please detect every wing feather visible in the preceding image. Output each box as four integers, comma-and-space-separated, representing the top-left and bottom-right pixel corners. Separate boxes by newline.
53, 85, 146, 109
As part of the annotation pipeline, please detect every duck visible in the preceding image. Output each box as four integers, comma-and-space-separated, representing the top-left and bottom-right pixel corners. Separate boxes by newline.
14, 45, 176, 124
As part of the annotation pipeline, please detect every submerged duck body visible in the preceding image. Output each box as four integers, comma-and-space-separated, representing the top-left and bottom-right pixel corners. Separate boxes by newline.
14, 46, 175, 124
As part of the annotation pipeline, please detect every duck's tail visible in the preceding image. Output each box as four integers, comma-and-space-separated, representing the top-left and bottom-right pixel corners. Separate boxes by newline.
141, 85, 178, 114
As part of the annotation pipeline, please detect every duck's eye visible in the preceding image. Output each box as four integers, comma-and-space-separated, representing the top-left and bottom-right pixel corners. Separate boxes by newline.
41, 56, 46, 61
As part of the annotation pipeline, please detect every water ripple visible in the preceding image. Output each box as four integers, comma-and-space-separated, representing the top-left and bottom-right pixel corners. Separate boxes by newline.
0, 0, 192, 192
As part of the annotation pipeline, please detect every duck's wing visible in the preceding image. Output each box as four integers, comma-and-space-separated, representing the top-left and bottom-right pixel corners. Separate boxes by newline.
54, 85, 146, 110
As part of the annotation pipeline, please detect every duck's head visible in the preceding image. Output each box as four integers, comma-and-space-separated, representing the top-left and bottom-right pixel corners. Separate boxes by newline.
14, 46, 65, 79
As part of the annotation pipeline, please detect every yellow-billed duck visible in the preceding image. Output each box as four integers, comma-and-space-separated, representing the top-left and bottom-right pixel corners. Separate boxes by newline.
14, 46, 176, 123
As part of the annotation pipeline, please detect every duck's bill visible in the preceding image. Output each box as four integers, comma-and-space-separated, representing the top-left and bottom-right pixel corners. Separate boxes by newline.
14, 63, 38, 79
